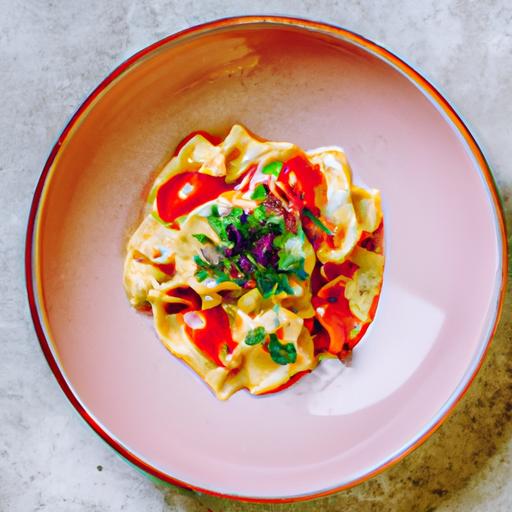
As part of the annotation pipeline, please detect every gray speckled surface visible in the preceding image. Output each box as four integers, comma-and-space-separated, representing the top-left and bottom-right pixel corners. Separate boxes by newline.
1, 1, 511, 511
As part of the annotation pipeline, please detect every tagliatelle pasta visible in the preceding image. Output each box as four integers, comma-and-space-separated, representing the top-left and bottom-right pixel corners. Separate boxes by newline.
124, 125, 384, 399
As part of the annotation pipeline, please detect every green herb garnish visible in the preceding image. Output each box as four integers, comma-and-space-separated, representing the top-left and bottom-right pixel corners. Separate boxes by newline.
194, 193, 310, 296
303, 208, 333, 235
262, 161, 283, 177
244, 328, 297, 366
192, 233, 211, 244
195, 270, 209, 282
214, 271, 231, 283
254, 269, 295, 298
207, 205, 247, 243
250, 184, 267, 200
252, 204, 267, 222
227, 206, 244, 221
244, 326, 266, 346
207, 216, 228, 243
274, 229, 308, 281
193, 254, 234, 284
268, 333, 297, 365
275, 273, 295, 295
255, 270, 278, 298
193, 255, 209, 268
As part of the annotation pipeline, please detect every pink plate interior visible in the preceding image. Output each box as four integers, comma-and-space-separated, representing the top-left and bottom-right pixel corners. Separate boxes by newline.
31, 19, 505, 500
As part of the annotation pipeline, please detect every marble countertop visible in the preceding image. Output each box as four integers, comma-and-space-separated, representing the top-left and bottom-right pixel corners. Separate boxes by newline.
1, 1, 511, 510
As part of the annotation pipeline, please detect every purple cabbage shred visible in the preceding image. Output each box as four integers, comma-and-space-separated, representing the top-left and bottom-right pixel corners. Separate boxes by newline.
238, 255, 253, 274
253, 233, 275, 265
226, 224, 244, 253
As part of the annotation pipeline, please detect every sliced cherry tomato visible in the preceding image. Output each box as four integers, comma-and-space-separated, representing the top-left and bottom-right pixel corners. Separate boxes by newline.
277, 154, 326, 212
322, 260, 359, 281
300, 212, 335, 251
310, 262, 327, 295
312, 280, 362, 354
312, 329, 330, 354
183, 306, 237, 367
154, 261, 176, 276
156, 171, 231, 224
303, 317, 315, 333
359, 221, 385, 253
164, 287, 201, 315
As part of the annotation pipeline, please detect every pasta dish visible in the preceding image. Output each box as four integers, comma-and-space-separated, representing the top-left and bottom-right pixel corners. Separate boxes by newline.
124, 125, 384, 399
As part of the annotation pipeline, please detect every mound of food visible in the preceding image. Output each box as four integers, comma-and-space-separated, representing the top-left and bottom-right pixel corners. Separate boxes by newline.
124, 125, 384, 399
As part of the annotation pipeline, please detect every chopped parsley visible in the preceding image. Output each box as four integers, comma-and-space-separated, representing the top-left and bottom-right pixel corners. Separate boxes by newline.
252, 204, 267, 223
261, 161, 283, 177
244, 326, 266, 346
250, 184, 267, 200
254, 268, 294, 299
193, 255, 209, 268
192, 233, 212, 244
195, 269, 209, 282
274, 230, 308, 280
268, 333, 297, 365
244, 328, 297, 365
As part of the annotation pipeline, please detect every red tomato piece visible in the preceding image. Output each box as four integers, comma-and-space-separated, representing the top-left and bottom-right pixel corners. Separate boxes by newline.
156, 172, 232, 224
164, 287, 201, 315
322, 260, 359, 281
277, 154, 326, 212
183, 306, 237, 367
312, 280, 362, 354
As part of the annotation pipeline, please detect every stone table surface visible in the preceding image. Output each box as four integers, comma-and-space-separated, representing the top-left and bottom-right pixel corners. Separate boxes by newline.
1, 1, 511, 511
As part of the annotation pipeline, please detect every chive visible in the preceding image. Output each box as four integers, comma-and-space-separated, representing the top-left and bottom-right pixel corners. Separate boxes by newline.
303, 208, 333, 235
262, 161, 283, 177
250, 184, 267, 200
